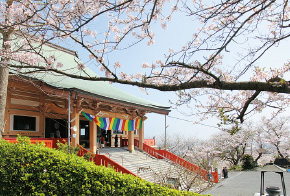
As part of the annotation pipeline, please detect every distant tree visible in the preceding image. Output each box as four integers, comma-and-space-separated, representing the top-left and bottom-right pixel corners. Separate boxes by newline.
211, 128, 254, 166
260, 116, 290, 159
229, 116, 290, 166
157, 133, 220, 170
156, 133, 193, 158
185, 139, 219, 170
241, 122, 270, 167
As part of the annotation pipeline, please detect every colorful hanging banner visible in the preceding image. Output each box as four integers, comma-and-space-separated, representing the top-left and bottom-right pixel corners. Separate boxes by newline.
81, 112, 142, 131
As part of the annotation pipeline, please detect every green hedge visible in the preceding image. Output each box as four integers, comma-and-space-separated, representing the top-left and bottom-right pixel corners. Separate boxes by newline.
0, 136, 210, 196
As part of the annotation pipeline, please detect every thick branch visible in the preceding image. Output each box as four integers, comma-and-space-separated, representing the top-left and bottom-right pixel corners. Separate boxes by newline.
9, 65, 290, 94
237, 91, 261, 123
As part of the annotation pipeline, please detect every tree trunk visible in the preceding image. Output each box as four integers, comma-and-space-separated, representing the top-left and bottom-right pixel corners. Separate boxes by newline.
254, 152, 262, 167
0, 30, 12, 138
0, 65, 9, 137
275, 144, 284, 158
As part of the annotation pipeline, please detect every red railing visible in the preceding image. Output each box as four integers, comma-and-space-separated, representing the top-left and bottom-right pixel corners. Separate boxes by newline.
144, 138, 155, 146
139, 142, 218, 183
3, 138, 68, 149
142, 142, 161, 158
134, 139, 139, 147
157, 150, 210, 181
51, 138, 68, 148
77, 144, 137, 176
122, 138, 156, 147
120, 138, 128, 147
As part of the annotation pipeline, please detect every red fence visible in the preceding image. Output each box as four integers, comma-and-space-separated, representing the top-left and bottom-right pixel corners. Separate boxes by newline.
50, 138, 68, 148
77, 145, 137, 176
144, 138, 155, 146
140, 141, 218, 183
143, 142, 160, 158
121, 138, 155, 147
3, 138, 68, 148
120, 138, 128, 147
134, 139, 139, 147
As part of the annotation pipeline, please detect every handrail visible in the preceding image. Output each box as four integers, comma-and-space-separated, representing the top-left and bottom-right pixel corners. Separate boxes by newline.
144, 138, 155, 146
121, 139, 128, 147
77, 144, 137, 177
103, 149, 148, 172
155, 151, 200, 174
106, 152, 111, 159
153, 151, 215, 188
142, 143, 160, 158
139, 141, 218, 183
134, 139, 139, 147
157, 149, 218, 183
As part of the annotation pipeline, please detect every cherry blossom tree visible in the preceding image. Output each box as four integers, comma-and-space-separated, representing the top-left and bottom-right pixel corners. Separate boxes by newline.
209, 127, 255, 166
195, 116, 289, 167
0, 0, 176, 136
249, 126, 269, 166
157, 133, 220, 170
239, 121, 271, 166
167, 0, 290, 125
1, 0, 290, 137
159, 115, 288, 168
156, 133, 193, 157
185, 138, 219, 170
240, 116, 290, 165
259, 116, 290, 158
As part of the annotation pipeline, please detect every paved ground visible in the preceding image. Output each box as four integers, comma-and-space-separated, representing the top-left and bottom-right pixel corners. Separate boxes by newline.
202, 170, 290, 196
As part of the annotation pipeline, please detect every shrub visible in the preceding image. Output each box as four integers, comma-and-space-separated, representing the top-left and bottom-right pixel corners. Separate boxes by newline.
241, 154, 254, 170
0, 136, 209, 196
56, 141, 81, 155
274, 157, 290, 168
229, 165, 242, 171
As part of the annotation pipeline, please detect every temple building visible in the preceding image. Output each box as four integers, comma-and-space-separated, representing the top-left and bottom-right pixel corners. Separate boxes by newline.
3, 42, 170, 153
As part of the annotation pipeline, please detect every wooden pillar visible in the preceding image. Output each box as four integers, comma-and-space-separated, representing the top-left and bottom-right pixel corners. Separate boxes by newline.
39, 93, 45, 137
117, 135, 121, 147
3, 90, 11, 137
111, 131, 115, 147
71, 107, 79, 147
128, 131, 134, 153
39, 114, 45, 138
89, 120, 97, 153
138, 119, 144, 150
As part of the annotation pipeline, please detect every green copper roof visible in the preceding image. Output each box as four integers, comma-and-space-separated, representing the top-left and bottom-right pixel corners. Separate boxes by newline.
16, 43, 170, 114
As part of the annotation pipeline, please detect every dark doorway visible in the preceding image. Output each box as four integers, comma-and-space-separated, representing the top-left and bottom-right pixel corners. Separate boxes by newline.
101, 129, 111, 147
97, 126, 102, 147
80, 120, 90, 148
45, 118, 67, 138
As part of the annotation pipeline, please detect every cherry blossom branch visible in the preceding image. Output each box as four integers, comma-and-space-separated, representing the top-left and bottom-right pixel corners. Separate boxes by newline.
237, 91, 261, 123
166, 61, 221, 83
8, 64, 290, 94
70, 36, 118, 79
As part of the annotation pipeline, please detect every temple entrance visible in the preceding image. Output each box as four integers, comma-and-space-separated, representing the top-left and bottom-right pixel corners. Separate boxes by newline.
45, 118, 67, 138
79, 120, 90, 148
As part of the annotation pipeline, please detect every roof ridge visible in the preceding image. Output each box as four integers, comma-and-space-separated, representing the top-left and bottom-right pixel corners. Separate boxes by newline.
12, 31, 78, 57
